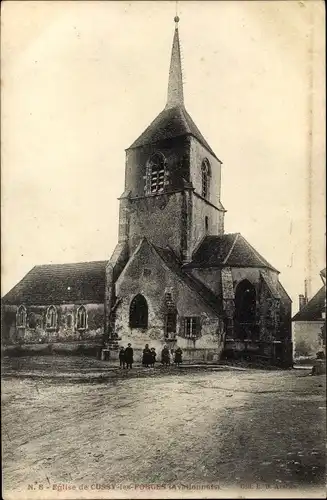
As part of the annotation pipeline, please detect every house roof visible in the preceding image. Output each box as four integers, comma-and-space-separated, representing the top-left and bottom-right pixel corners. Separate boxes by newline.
292, 286, 326, 322
2, 261, 108, 305
127, 105, 219, 160
151, 243, 222, 315
184, 233, 278, 272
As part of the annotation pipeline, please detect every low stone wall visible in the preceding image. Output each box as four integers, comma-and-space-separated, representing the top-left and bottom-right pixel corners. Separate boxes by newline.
222, 339, 293, 367
2, 342, 103, 357
108, 347, 220, 364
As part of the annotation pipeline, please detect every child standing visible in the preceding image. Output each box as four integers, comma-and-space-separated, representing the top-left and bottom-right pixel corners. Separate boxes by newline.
150, 347, 157, 367
119, 347, 126, 369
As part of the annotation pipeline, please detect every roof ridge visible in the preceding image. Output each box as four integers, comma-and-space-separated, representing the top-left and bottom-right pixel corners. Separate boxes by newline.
151, 243, 220, 315
1, 265, 37, 301
35, 260, 108, 268
240, 235, 278, 272
223, 233, 240, 265
292, 285, 325, 321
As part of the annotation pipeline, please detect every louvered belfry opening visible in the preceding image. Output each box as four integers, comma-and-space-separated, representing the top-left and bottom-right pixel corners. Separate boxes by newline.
149, 153, 165, 194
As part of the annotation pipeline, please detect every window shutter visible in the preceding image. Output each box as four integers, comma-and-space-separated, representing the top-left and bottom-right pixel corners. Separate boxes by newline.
196, 317, 201, 335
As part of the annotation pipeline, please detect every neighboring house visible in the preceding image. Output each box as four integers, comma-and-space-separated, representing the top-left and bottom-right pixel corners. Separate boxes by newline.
1, 17, 293, 366
292, 268, 326, 357
1, 262, 106, 347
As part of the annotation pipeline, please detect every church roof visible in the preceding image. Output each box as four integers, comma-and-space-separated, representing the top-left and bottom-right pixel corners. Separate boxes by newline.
2, 261, 107, 305
152, 243, 222, 315
127, 105, 218, 159
292, 285, 326, 322
184, 233, 278, 272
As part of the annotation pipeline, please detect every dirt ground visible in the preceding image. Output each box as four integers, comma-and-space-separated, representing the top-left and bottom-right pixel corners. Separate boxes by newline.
2, 359, 326, 499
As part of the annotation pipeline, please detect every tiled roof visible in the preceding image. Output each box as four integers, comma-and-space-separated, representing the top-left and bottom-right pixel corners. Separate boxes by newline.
292, 286, 326, 322
185, 233, 278, 272
151, 244, 222, 315
2, 261, 108, 305
127, 105, 219, 160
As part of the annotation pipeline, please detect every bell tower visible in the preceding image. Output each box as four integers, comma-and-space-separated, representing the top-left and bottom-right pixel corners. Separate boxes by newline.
118, 16, 226, 262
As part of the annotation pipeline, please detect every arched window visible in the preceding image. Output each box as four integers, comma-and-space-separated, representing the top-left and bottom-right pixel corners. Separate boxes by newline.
46, 305, 57, 329
234, 280, 257, 340
129, 294, 148, 329
201, 158, 211, 199
66, 314, 73, 329
17, 305, 27, 328
28, 312, 37, 329
146, 152, 166, 194
76, 306, 87, 330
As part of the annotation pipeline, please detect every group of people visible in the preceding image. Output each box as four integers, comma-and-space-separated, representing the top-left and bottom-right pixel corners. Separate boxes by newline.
161, 345, 183, 366
118, 343, 183, 369
118, 343, 134, 369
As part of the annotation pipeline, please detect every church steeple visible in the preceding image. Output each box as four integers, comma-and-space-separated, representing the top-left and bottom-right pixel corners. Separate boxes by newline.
166, 16, 184, 109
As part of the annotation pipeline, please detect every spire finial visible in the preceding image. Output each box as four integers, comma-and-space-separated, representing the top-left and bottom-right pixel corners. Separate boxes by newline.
166, 6, 184, 109
174, 2, 179, 26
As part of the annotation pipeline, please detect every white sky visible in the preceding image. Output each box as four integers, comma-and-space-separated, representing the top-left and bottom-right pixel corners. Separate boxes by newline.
1, 0, 325, 313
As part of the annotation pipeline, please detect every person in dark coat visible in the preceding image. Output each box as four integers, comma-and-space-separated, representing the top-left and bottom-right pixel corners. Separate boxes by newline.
150, 347, 157, 367
124, 343, 134, 369
174, 347, 183, 366
119, 347, 126, 369
161, 345, 170, 366
142, 343, 152, 368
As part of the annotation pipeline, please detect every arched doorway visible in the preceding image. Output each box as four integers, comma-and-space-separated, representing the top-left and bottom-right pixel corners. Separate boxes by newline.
129, 294, 148, 329
234, 280, 257, 340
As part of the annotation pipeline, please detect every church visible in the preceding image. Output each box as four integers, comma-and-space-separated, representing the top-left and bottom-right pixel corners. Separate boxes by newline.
1, 17, 293, 366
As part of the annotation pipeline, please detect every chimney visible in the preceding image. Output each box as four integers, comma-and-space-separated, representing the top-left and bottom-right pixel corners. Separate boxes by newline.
299, 294, 308, 311
304, 279, 308, 301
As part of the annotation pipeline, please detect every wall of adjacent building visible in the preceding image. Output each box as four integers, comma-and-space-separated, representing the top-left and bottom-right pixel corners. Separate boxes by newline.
2, 303, 104, 345
293, 321, 324, 358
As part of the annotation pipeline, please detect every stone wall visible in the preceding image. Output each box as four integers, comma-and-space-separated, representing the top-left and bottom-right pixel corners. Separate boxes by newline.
126, 192, 185, 258
125, 136, 190, 197
293, 321, 324, 358
2, 303, 104, 345
190, 193, 224, 255
189, 137, 222, 207
114, 239, 224, 360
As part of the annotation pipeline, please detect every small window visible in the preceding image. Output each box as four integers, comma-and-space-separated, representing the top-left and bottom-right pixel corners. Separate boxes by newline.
201, 159, 211, 199
183, 317, 201, 338
205, 216, 209, 233
146, 153, 166, 194
76, 306, 87, 330
17, 305, 27, 328
46, 305, 57, 329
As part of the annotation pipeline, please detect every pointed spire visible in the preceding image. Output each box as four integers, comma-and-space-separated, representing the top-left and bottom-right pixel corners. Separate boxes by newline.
166, 15, 184, 109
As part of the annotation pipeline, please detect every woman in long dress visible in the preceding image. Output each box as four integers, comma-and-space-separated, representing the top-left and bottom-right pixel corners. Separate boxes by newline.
142, 343, 152, 368
161, 345, 170, 366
